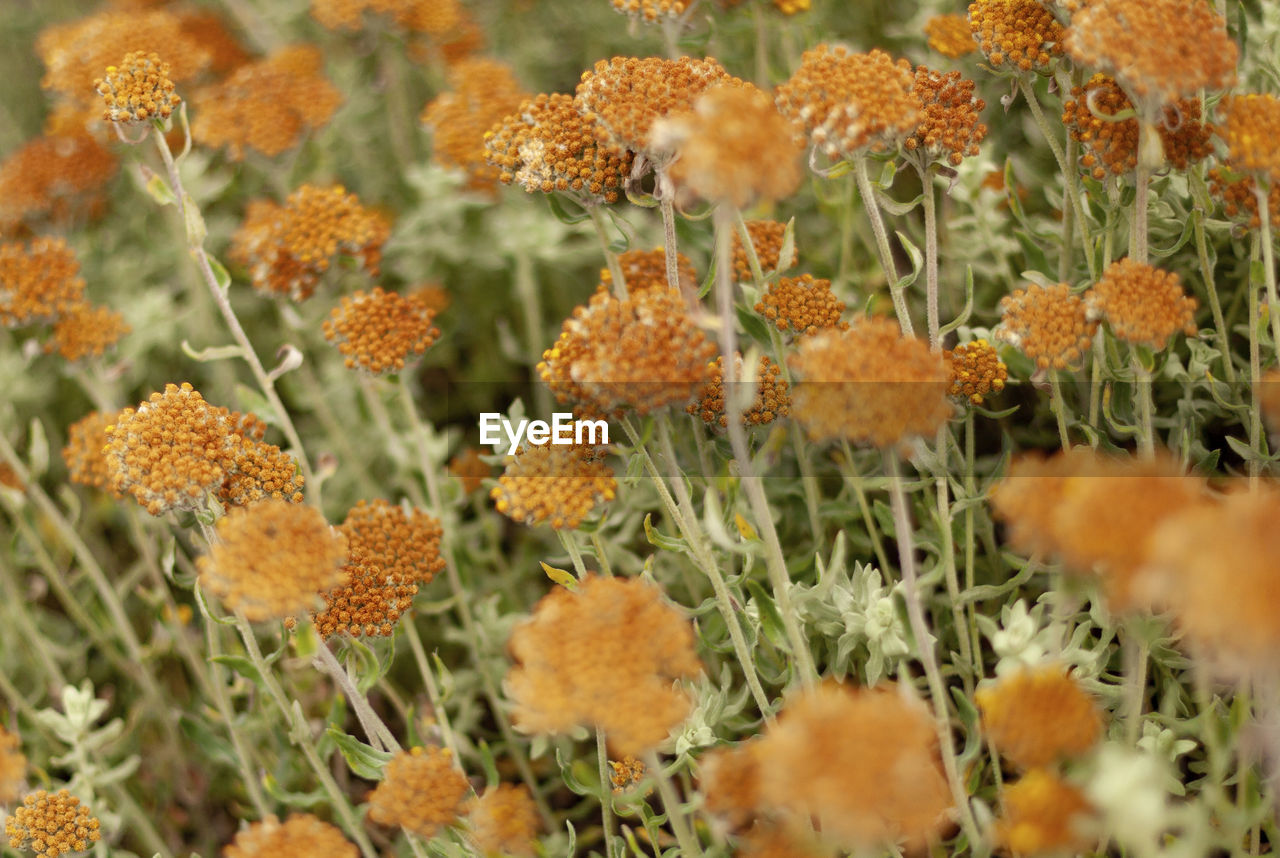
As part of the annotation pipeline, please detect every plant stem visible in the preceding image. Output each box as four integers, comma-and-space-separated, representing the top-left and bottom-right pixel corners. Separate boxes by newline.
513, 248, 552, 417
854, 157, 913, 335
1123, 629, 1149, 744
1193, 207, 1236, 384
920, 164, 941, 352
1130, 121, 1152, 265
1249, 233, 1264, 484
598, 728, 617, 858
401, 621, 463, 766
659, 179, 684, 298
1133, 352, 1156, 458
558, 529, 589, 579
1049, 370, 1072, 449
588, 204, 629, 299
315, 640, 401, 752
643, 751, 702, 857
1254, 180, 1280, 366
933, 427, 972, 691
202, 615, 271, 818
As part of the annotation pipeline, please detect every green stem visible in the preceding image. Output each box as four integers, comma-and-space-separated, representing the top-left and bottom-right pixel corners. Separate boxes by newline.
1249, 233, 1263, 484
1123, 629, 1149, 744
854, 157, 913, 335
513, 249, 552, 417
1130, 121, 1152, 264
1193, 207, 1236, 384
1049, 370, 1072, 449
588, 204, 628, 299
659, 180, 684, 297
203, 610, 271, 818
933, 427, 972, 691
401, 621, 463, 766
315, 640, 401, 753
920, 164, 941, 351
1254, 180, 1280, 366
558, 529, 589, 579
1133, 353, 1155, 458
598, 728, 617, 858
643, 752, 702, 856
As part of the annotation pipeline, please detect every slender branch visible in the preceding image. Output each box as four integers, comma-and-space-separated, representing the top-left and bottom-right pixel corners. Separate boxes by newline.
854, 157, 913, 336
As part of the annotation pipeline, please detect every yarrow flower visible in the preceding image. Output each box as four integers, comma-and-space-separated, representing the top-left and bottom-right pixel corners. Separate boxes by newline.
198, 499, 348, 622
967, 0, 1064, 72
423, 58, 528, 192
465, 784, 540, 857
322, 287, 440, 375
4, 789, 102, 857
505, 575, 703, 755
1, 237, 86, 331
996, 769, 1096, 854
775, 46, 922, 161
1085, 258, 1197, 349
975, 665, 1103, 769
0, 128, 117, 234
0, 726, 25, 805
1217, 94, 1280, 186
448, 447, 491, 494
490, 444, 616, 530
601, 248, 698, 295
94, 51, 180, 124
609, 0, 687, 23
230, 184, 391, 301
223, 813, 357, 858
994, 283, 1097, 371
46, 303, 130, 361
1209, 168, 1280, 230
904, 66, 987, 167
732, 220, 796, 283
944, 339, 1007, 405
311, 0, 466, 35
754, 273, 846, 335
924, 14, 978, 58
688, 353, 790, 429
63, 411, 114, 492
368, 746, 469, 839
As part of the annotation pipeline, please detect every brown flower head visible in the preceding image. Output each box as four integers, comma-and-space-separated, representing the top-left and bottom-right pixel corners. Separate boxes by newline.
994, 283, 1097, 371
904, 66, 986, 167
368, 746, 469, 838
753, 683, 951, 851
775, 46, 922, 160
37, 10, 210, 105
689, 353, 790, 429
63, 411, 115, 492
788, 317, 952, 447
538, 286, 716, 419
5, 790, 101, 857
737, 821, 831, 858
466, 784, 540, 857
312, 0, 465, 33
610, 0, 687, 22
1209, 168, 1280, 230
323, 287, 440, 374
484, 92, 633, 204
423, 58, 528, 192
177, 10, 250, 75
755, 273, 846, 335
655, 82, 804, 208
491, 443, 616, 530
0, 727, 25, 805
732, 220, 796, 283
996, 769, 1096, 855
94, 51, 180, 124
925, 14, 978, 58
449, 448, 491, 493
1061, 75, 1212, 179
601, 248, 698, 295
506, 575, 703, 755
700, 739, 763, 830
217, 419, 306, 509
192, 45, 342, 161
223, 813, 357, 858
944, 338, 1007, 405
1086, 258, 1196, 349
0, 237, 86, 328
198, 499, 347, 622
967, 0, 1064, 72
230, 184, 390, 301
975, 665, 1103, 769
575, 56, 735, 161
1218, 94, 1280, 185
46, 303, 130, 361
314, 499, 446, 638
608, 755, 647, 793
0, 131, 117, 235
1063, 0, 1236, 115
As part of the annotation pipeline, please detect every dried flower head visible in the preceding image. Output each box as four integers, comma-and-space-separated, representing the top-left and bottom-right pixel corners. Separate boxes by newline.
506, 575, 703, 755
322, 287, 440, 374
0, 237, 86, 328
230, 184, 390, 301
177, 10, 250, 75
491, 444, 616, 530
465, 784, 540, 857
608, 756, 647, 793
755, 273, 846, 335
423, 59, 528, 192
775, 46, 922, 160
63, 411, 115, 493
0, 727, 25, 805
967, 0, 1064, 72
0, 131, 117, 234
655, 83, 803, 208
925, 14, 978, 58
217, 425, 306, 509
699, 739, 762, 830
689, 353, 790, 429
994, 283, 1097, 371
610, 0, 687, 22
1218, 94, 1280, 185
5, 789, 101, 857
538, 286, 716, 419
737, 822, 831, 858
449, 448, 491, 493
944, 339, 1007, 405
601, 248, 698, 295
368, 746, 469, 838
484, 92, 633, 204
312, 0, 465, 33
575, 56, 735, 160
198, 499, 347, 622
975, 665, 1103, 768
314, 499, 446, 638
1086, 258, 1196, 349
94, 51, 180, 124
192, 45, 342, 161
1209, 168, 1280, 230
997, 769, 1096, 854
753, 683, 951, 850
788, 317, 952, 447
1063, 0, 1236, 114
904, 66, 987, 166
46, 303, 130, 361
223, 813, 357, 858
732, 220, 796, 283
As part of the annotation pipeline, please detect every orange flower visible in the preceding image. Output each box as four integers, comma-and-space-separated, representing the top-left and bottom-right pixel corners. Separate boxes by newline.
0, 237, 86, 328
996, 769, 1096, 854
323, 287, 440, 375
4, 789, 102, 857
975, 666, 1103, 769
754, 273, 846, 335
688, 353, 790, 429
0, 727, 25, 805
601, 248, 698, 295
46, 303, 130, 361
943, 339, 1007, 405
1086, 258, 1197, 349
223, 813, 357, 858
422, 58, 528, 192
925, 14, 978, 58
967, 0, 1063, 72
465, 784, 540, 857
994, 283, 1096, 371
732, 221, 796, 283
368, 746, 469, 838
904, 66, 986, 167
94, 51, 180, 124
490, 444, 616, 530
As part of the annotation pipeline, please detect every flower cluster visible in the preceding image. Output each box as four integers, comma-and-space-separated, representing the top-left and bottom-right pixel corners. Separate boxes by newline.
732, 220, 796, 283
788, 316, 952, 447
313, 499, 446, 638
422, 58, 528, 192
311, 0, 465, 33
484, 92, 633, 204
994, 283, 1096, 371
93, 51, 180, 124
609, 0, 687, 23
223, 814, 357, 858
925, 14, 978, 58
943, 339, 1007, 405
0, 238, 86, 328
1209, 167, 1280, 230
448, 448, 491, 494
4, 789, 101, 857
904, 66, 987, 166
0, 128, 116, 234
966, 0, 1063, 72
506, 575, 703, 754
323, 287, 440, 374
1085, 258, 1197, 349
368, 746, 469, 838
230, 184, 390, 301
63, 411, 114, 492
192, 46, 342, 161
754, 273, 846, 334
0, 727, 25, 805
601, 248, 697, 295
46, 303, 131, 362
975, 665, 1103, 768
1217, 94, 1280, 184
688, 353, 791, 429
775, 46, 921, 159
996, 769, 1096, 854
466, 784, 540, 857
490, 444, 616, 530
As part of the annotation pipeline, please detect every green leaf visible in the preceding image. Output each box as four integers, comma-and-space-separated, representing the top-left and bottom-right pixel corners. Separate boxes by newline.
207, 255, 232, 292
327, 726, 394, 779
546, 193, 591, 224
180, 339, 243, 363
210, 655, 263, 686
745, 579, 786, 648
893, 231, 922, 290
736, 305, 772, 348
142, 167, 177, 206
234, 384, 278, 425
263, 773, 328, 809
477, 740, 501, 789
643, 513, 687, 552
